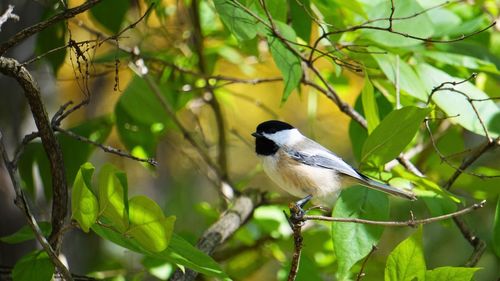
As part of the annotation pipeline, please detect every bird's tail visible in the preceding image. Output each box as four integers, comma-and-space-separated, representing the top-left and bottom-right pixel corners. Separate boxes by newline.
359, 176, 417, 200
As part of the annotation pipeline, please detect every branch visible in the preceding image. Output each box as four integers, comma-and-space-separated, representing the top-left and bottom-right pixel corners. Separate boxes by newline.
0, 57, 68, 252
0, 0, 102, 55
303, 200, 485, 226
54, 126, 158, 166
286, 203, 305, 281
0, 5, 19, 31
356, 245, 378, 281
170, 192, 263, 281
0, 131, 73, 281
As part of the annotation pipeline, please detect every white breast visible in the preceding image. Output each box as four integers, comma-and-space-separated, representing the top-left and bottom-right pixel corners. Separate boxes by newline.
260, 151, 343, 205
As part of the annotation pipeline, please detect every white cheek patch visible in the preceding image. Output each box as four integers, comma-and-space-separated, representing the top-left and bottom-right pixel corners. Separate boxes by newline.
264, 129, 303, 146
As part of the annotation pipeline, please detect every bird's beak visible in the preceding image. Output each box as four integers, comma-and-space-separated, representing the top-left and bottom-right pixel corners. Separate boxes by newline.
251, 132, 260, 138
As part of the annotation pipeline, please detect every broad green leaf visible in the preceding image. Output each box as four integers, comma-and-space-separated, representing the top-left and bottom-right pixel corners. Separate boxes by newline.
417, 64, 500, 138
332, 187, 389, 279
35, 8, 66, 73
420, 5, 461, 37
361, 106, 430, 167
90, 0, 129, 33
371, 49, 428, 101
19, 116, 112, 199
0, 222, 51, 244
493, 197, 500, 258
165, 234, 228, 279
290, 0, 312, 42
425, 266, 480, 281
71, 162, 98, 232
213, 0, 258, 41
363, 0, 434, 47
98, 164, 129, 232
385, 227, 425, 281
128, 195, 175, 252
267, 22, 303, 102
362, 75, 380, 133
12, 250, 54, 281
422, 51, 500, 74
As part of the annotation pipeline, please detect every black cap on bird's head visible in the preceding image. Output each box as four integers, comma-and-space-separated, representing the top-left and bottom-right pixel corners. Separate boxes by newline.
252, 120, 294, 156
252, 120, 294, 137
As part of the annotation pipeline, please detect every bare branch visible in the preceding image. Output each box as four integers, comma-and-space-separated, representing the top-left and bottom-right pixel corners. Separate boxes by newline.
0, 0, 102, 55
0, 57, 68, 252
356, 245, 378, 281
54, 126, 158, 166
304, 200, 485, 226
0, 131, 73, 281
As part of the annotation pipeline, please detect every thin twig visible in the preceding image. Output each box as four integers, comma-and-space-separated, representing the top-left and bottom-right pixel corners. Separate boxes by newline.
356, 245, 378, 281
286, 203, 306, 281
54, 126, 158, 166
304, 200, 485, 226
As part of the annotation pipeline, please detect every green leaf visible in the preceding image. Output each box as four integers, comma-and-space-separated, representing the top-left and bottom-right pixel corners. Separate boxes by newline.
165, 234, 228, 279
361, 106, 430, 167
385, 227, 425, 281
371, 49, 428, 101
35, 8, 66, 73
92, 224, 228, 278
363, 0, 434, 47
422, 51, 500, 74
362, 75, 380, 133
12, 250, 54, 281
425, 266, 480, 281
267, 22, 303, 102
493, 197, 500, 258
90, 0, 129, 33
98, 164, 129, 232
332, 187, 389, 279
417, 64, 500, 138
0, 222, 51, 244
128, 196, 175, 252
289, 0, 311, 42
213, 0, 258, 41
71, 162, 98, 232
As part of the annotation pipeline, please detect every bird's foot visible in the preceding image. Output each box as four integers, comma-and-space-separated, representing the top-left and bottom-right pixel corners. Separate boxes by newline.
288, 195, 312, 224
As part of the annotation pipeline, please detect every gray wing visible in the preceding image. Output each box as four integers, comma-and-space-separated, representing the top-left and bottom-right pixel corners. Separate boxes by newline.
283, 140, 364, 181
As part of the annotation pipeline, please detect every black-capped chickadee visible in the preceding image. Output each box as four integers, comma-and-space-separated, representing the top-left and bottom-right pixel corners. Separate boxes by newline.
252, 120, 416, 205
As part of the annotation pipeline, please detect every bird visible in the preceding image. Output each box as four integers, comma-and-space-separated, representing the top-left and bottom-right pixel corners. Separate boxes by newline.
252, 120, 416, 206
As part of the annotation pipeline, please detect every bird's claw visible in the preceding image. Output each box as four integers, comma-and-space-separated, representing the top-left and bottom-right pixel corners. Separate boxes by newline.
288, 195, 312, 224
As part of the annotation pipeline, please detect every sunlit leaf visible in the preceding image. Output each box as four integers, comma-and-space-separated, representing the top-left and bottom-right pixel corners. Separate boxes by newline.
425, 266, 480, 281
371, 49, 428, 101
417, 64, 500, 138
363, 0, 434, 47
422, 51, 500, 74
98, 164, 129, 232
362, 75, 380, 133
12, 250, 54, 281
385, 227, 425, 281
361, 106, 430, 167
128, 195, 175, 252
332, 187, 389, 279
0, 222, 51, 244
267, 22, 303, 102
71, 162, 98, 232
